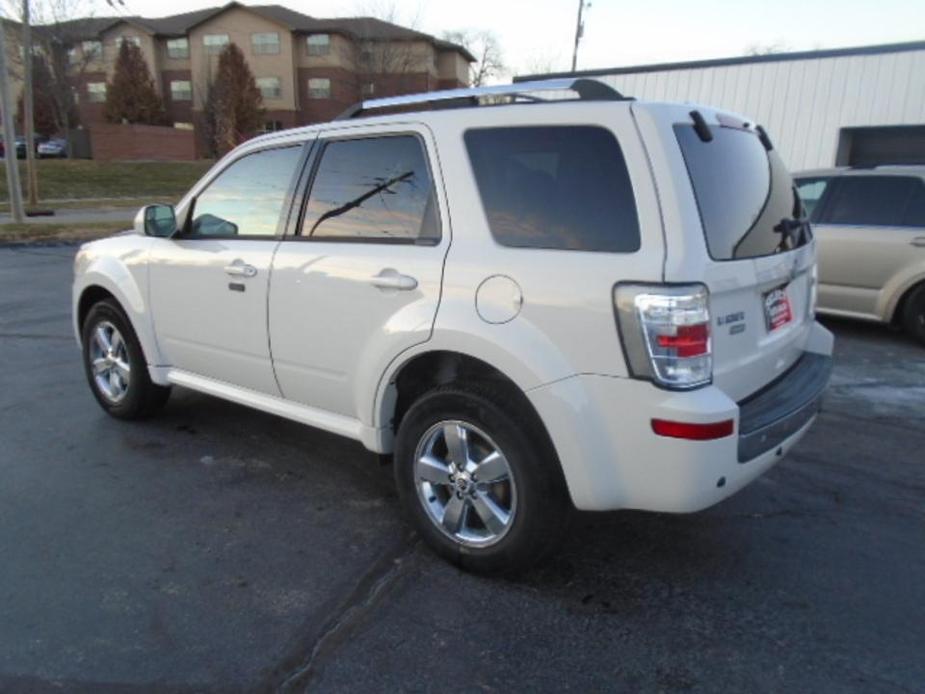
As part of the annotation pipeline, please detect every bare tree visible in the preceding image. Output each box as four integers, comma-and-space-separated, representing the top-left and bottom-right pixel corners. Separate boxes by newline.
517, 49, 562, 78
442, 29, 505, 86
347, 1, 428, 97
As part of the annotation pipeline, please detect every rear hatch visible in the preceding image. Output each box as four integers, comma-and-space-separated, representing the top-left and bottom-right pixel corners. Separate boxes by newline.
633, 103, 815, 401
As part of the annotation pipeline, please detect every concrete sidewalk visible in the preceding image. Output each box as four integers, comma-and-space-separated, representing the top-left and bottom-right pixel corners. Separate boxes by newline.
0, 206, 134, 225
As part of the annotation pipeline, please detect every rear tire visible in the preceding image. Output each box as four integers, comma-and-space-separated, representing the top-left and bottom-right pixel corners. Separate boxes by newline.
81, 299, 170, 419
902, 284, 925, 346
394, 384, 570, 574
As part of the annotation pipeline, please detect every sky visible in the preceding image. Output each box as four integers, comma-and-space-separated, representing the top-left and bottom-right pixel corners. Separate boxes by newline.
83, 0, 925, 78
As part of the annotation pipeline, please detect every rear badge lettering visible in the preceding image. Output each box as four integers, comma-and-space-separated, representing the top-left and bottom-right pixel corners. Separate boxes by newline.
717, 311, 746, 335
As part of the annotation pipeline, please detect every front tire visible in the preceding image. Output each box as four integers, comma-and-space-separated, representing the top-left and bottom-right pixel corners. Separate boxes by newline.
902, 284, 925, 346
81, 299, 170, 419
394, 385, 570, 574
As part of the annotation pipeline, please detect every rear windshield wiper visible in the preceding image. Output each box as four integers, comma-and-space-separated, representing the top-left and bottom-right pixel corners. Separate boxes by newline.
772, 216, 809, 252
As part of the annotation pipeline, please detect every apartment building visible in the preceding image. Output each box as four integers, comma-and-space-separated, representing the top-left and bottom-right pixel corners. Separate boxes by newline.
47, 2, 472, 133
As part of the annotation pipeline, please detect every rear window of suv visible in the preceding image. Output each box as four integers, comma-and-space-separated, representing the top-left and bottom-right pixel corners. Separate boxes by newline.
675, 122, 808, 260
464, 126, 640, 252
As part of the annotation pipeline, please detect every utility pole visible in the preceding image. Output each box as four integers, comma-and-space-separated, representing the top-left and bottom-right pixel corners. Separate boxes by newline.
571, 0, 589, 72
0, 20, 25, 222
22, 0, 38, 207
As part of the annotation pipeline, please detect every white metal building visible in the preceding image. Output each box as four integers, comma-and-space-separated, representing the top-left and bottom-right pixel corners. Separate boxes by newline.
519, 41, 925, 171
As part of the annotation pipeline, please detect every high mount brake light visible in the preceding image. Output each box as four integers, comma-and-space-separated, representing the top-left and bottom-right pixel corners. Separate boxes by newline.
614, 283, 712, 390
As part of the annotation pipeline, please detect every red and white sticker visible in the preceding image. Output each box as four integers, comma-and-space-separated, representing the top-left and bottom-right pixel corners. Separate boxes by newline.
763, 285, 793, 332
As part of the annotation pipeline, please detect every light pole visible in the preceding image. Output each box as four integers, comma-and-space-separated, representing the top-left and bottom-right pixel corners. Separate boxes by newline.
23, 0, 39, 207
0, 20, 25, 222
571, 0, 590, 72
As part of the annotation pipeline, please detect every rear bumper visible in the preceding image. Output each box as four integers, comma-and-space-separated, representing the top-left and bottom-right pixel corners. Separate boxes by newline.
528, 321, 834, 512
737, 352, 832, 461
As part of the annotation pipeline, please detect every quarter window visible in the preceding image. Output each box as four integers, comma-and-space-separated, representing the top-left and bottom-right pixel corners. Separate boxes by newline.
189, 146, 302, 238
306, 34, 330, 56
795, 177, 830, 220
86, 82, 106, 102
464, 126, 641, 252
307, 77, 330, 99
203, 34, 229, 55
818, 176, 921, 227
167, 38, 189, 59
169, 80, 192, 102
302, 136, 439, 243
256, 77, 282, 100
252, 32, 280, 55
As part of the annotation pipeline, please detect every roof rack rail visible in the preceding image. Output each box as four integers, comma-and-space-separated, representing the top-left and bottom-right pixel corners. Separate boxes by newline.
335, 78, 628, 120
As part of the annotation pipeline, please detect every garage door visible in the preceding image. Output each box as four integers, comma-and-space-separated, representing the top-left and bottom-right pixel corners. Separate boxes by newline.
838, 126, 925, 167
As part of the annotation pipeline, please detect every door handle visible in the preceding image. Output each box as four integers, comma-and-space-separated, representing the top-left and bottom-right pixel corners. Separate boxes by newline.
224, 260, 258, 278
911, 237, 925, 248
369, 268, 418, 291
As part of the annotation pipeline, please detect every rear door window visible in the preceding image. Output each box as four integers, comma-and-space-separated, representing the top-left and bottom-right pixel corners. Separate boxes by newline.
301, 135, 439, 243
817, 176, 917, 226
675, 123, 807, 260
464, 126, 640, 252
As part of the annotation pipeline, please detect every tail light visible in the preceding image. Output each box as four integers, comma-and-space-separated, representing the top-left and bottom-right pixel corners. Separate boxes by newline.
614, 283, 712, 389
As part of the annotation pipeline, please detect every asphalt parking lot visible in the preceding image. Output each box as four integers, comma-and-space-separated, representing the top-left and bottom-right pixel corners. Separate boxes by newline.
2, 243, 924, 693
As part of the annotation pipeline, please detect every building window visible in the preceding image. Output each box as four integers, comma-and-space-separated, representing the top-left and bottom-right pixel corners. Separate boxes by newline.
71, 86, 80, 104
203, 34, 229, 55
361, 82, 375, 97
167, 38, 189, 59
170, 80, 192, 102
252, 32, 280, 55
307, 78, 331, 99
306, 34, 330, 56
81, 40, 102, 60
87, 82, 107, 103
119, 36, 141, 48
262, 120, 284, 133
67, 46, 78, 64
256, 77, 282, 100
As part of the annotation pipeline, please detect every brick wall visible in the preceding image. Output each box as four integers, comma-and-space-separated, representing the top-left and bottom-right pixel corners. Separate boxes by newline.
89, 123, 196, 161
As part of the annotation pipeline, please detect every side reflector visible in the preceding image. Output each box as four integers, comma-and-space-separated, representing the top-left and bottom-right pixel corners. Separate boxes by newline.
651, 418, 735, 440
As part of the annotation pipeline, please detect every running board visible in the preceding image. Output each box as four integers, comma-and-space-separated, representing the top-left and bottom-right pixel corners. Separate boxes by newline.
166, 369, 370, 444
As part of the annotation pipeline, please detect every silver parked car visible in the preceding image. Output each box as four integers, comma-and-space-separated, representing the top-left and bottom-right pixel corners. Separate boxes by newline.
795, 166, 925, 344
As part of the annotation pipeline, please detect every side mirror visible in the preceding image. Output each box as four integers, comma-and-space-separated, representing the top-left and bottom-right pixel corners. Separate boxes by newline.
134, 204, 176, 237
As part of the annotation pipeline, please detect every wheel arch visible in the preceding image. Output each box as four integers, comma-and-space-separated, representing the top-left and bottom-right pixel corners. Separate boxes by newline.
889, 276, 925, 326
376, 350, 569, 493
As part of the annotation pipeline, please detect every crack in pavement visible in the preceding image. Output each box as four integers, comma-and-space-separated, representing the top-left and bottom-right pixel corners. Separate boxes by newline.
272, 534, 421, 693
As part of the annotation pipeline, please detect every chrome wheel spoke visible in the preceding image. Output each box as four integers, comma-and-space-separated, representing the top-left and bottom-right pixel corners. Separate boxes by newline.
471, 491, 509, 535
113, 358, 131, 378
416, 454, 451, 485
110, 330, 124, 356
94, 325, 112, 353
92, 357, 109, 375
442, 495, 467, 533
442, 423, 470, 467
474, 450, 509, 483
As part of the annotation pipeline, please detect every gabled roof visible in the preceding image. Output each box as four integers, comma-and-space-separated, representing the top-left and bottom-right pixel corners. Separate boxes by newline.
37, 3, 473, 61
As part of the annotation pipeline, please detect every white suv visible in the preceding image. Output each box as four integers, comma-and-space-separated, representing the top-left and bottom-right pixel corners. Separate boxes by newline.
73, 79, 833, 573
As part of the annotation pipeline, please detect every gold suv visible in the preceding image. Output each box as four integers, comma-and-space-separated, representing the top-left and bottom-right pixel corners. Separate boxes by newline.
796, 166, 925, 344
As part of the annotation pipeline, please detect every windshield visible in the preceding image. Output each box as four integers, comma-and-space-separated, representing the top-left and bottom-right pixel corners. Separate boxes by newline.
674, 122, 808, 260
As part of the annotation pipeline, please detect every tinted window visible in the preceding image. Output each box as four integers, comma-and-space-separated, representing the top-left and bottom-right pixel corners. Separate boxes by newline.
795, 177, 830, 220
464, 126, 640, 252
819, 176, 916, 226
903, 180, 925, 227
302, 136, 438, 242
190, 146, 302, 238
675, 124, 807, 260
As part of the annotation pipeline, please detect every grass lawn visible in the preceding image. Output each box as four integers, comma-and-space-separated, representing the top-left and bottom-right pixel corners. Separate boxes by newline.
0, 220, 129, 244
0, 159, 213, 204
